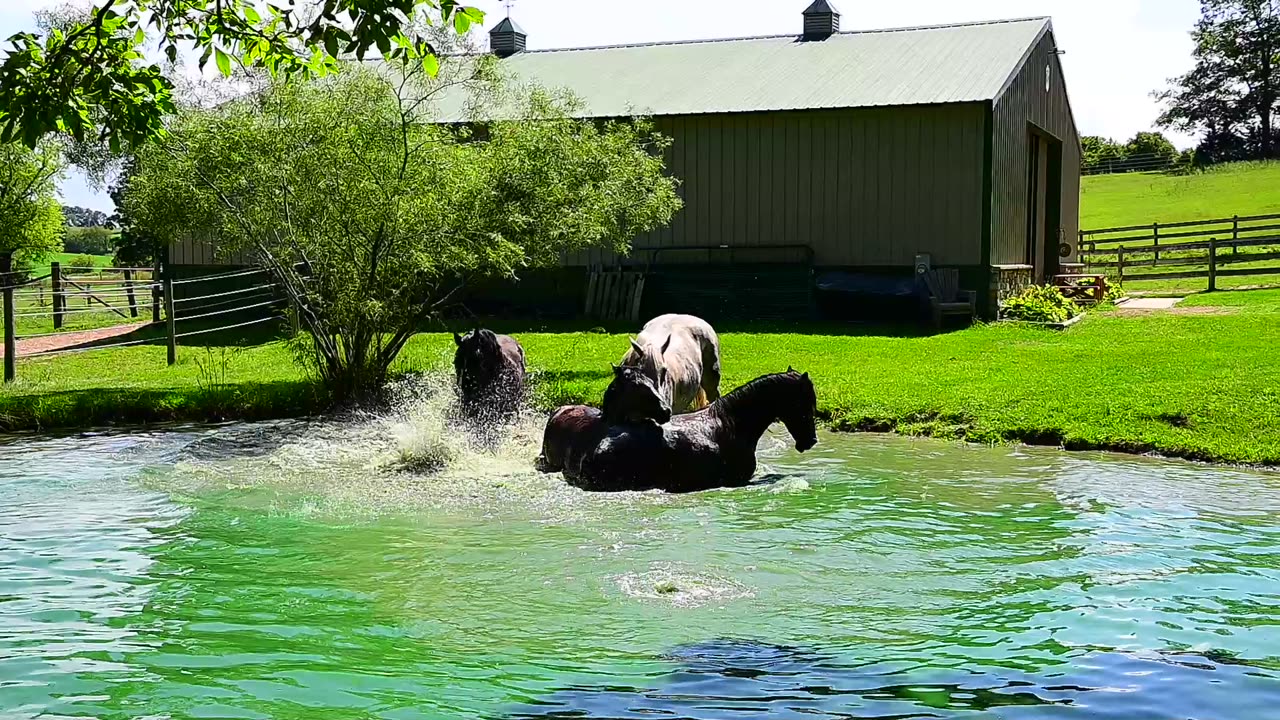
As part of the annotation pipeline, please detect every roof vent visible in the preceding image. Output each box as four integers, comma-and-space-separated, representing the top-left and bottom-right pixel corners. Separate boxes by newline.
489, 17, 527, 58
802, 0, 840, 41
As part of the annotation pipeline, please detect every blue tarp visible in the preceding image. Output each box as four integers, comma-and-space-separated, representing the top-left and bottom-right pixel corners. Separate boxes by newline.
814, 271, 921, 298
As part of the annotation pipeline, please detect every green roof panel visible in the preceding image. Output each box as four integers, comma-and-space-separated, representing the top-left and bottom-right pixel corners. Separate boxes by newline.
438, 17, 1050, 121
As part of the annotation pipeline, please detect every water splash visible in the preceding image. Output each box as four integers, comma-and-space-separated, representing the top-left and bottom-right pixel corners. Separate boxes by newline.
148, 372, 678, 520
613, 562, 755, 608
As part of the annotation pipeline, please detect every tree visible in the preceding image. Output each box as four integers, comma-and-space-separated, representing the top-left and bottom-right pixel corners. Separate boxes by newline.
0, 142, 65, 268
125, 64, 683, 404
62, 204, 112, 228
64, 225, 114, 254
1156, 0, 1280, 160
107, 158, 162, 267
1081, 136, 1127, 168
1125, 131, 1179, 164
0, 0, 484, 152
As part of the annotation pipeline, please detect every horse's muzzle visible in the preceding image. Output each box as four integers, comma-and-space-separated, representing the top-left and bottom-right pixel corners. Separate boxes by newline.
795, 435, 818, 453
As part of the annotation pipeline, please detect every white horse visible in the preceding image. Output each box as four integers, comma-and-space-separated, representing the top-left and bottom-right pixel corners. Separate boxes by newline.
620, 313, 722, 414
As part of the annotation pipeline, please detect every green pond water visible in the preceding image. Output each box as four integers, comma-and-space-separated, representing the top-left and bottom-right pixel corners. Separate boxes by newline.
3, 399, 1280, 719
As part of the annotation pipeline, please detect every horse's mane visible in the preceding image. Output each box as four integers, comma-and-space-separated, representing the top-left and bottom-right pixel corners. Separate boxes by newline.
712, 371, 808, 417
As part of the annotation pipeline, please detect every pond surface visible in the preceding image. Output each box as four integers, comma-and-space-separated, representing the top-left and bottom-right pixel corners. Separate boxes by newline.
3, 401, 1280, 719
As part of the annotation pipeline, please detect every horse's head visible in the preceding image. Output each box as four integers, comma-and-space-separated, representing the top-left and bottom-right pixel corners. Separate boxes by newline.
602, 364, 672, 425
622, 335, 674, 400
453, 327, 505, 399
780, 367, 818, 452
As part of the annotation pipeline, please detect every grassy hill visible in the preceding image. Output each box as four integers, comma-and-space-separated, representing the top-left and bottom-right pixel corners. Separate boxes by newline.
1080, 160, 1280, 230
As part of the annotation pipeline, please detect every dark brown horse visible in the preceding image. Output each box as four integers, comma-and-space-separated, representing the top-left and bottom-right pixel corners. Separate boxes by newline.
536, 365, 671, 476
549, 369, 819, 493
453, 328, 526, 423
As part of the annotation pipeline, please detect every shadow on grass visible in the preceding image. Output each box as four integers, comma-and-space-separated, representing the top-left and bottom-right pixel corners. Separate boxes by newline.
0, 379, 327, 433
439, 315, 947, 339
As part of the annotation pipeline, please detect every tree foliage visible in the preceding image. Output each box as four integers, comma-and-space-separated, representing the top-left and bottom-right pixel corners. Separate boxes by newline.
0, 0, 483, 152
64, 226, 115, 255
62, 204, 113, 228
1157, 0, 1280, 162
107, 158, 162, 267
0, 142, 65, 264
125, 65, 683, 404
1081, 132, 1183, 172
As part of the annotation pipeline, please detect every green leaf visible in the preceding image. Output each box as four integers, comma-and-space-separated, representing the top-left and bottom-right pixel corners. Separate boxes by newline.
243, 5, 262, 24
214, 47, 231, 76
453, 11, 470, 34
421, 52, 439, 77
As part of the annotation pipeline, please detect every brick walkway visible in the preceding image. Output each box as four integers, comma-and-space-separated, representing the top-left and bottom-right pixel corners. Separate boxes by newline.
0, 322, 152, 358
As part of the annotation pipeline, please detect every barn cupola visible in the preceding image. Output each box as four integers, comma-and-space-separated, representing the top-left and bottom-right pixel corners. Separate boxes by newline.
802, 0, 840, 41
489, 17, 527, 58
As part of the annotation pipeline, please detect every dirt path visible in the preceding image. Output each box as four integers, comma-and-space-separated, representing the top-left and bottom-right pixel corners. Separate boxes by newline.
0, 322, 152, 358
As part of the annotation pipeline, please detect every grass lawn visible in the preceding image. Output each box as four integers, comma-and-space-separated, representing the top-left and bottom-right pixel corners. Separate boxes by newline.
1080, 160, 1280, 230
1079, 161, 1280, 294
3, 293, 1279, 465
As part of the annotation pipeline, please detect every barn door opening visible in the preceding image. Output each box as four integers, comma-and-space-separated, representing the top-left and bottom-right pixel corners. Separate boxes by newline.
1024, 128, 1063, 282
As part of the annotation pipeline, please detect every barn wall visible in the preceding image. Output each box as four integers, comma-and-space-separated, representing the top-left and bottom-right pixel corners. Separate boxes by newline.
571, 103, 988, 268
989, 27, 1082, 268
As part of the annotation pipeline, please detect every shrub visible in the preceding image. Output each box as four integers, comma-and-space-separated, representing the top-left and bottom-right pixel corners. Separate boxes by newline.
1001, 284, 1079, 323
69, 253, 100, 270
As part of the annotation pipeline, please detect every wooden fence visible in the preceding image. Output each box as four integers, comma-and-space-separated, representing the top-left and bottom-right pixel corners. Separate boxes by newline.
1077, 213, 1280, 290
1, 264, 286, 383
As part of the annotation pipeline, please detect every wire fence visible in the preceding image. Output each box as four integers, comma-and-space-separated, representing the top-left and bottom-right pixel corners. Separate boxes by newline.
2, 264, 291, 382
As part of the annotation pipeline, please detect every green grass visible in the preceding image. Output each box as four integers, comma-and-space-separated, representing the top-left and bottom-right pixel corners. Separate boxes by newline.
47, 252, 114, 270
4, 296, 1280, 465
1080, 160, 1280, 230
1080, 161, 1280, 294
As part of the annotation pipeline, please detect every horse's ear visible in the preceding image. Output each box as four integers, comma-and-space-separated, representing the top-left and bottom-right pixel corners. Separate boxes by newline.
630, 338, 644, 356
787, 365, 794, 373
661, 334, 672, 354
454, 332, 464, 346
802, 372, 810, 380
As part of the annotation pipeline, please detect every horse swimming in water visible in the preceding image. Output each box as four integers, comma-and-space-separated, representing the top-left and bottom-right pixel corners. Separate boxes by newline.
452, 327, 526, 426
621, 313, 722, 414
548, 369, 818, 493
535, 365, 671, 476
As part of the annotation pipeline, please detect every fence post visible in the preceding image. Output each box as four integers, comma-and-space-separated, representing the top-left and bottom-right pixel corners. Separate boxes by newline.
164, 277, 177, 366
1152, 222, 1160, 265
51, 261, 64, 330
1232, 215, 1239, 256
2, 253, 15, 383
1208, 237, 1218, 292
1078, 230, 1087, 273
152, 257, 162, 323
123, 269, 139, 319
1117, 246, 1126, 286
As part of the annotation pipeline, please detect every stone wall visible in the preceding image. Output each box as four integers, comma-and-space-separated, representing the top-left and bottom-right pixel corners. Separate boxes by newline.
989, 264, 1034, 317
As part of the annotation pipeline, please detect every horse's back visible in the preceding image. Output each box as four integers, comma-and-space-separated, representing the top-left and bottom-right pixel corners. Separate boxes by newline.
496, 334, 526, 374
537, 405, 604, 474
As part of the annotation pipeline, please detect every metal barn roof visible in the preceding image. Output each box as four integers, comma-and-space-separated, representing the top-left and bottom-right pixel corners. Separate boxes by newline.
436, 17, 1051, 121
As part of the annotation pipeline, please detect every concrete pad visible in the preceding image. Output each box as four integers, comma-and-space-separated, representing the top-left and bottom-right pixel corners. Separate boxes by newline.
1116, 297, 1183, 310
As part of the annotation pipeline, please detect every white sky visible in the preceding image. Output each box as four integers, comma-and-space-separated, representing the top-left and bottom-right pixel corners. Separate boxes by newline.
1, 0, 1202, 211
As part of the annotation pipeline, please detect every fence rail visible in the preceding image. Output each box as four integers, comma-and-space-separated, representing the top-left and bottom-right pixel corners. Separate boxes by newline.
1078, 212, 1280, 292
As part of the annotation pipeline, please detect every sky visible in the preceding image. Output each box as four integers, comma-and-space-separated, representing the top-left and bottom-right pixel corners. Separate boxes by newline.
1, 0, 1203, 211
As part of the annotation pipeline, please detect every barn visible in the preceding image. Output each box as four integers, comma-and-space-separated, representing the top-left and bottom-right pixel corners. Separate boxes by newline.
169, 2, 1081, 323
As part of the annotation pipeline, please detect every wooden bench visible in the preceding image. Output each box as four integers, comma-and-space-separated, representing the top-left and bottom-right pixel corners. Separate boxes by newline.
1054, 273, 1108, 304
919, 268, 976, 330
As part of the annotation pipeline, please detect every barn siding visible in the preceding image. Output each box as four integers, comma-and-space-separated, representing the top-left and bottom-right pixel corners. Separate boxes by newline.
989, 27, 1082, 268
583, 103, 986, 268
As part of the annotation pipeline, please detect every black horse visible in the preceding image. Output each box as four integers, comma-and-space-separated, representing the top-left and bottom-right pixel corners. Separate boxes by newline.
536, 365, 671, 476
545, 369, 819, 493
452, 328, 527, 424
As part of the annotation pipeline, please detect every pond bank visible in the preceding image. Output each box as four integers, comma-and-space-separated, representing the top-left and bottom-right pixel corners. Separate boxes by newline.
2, 289, 1278, 465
